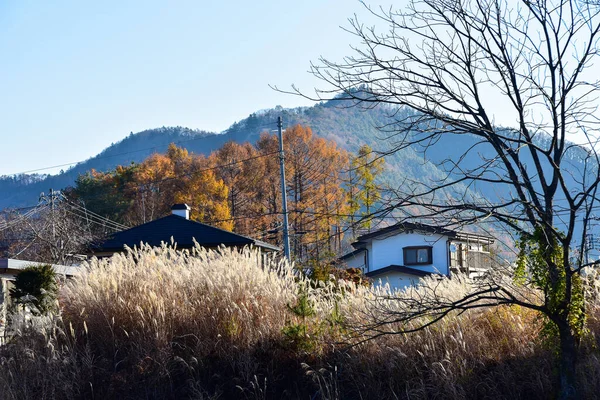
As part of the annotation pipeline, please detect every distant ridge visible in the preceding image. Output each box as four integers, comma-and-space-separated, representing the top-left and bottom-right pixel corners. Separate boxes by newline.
0, 100, 410, 209
0, 99, 592, 218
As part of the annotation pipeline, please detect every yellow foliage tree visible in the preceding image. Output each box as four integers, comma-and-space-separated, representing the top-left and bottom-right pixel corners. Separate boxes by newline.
134, 144, 233, 230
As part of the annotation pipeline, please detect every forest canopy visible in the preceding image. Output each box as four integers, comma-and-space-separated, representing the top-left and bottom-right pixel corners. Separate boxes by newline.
67, 125, 384, 263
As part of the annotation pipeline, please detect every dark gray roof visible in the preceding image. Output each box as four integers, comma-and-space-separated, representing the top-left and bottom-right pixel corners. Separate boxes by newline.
365, 264, 432, 278
91, 214, 280, 253
354, 222, 493, 245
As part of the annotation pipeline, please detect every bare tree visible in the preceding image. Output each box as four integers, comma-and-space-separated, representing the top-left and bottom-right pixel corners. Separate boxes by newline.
283, 0, 600, 397
1, 196, 118, 265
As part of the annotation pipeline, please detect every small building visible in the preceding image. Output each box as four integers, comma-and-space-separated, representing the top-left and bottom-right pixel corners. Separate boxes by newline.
340, 222, 494, 290
0, 258, 78, 341
89, 204, 280, 257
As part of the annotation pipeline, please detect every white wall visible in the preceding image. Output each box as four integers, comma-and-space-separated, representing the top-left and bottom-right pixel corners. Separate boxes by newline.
369, 232, 449, 275
370, 271, 425, 291
343, 251, 367, 272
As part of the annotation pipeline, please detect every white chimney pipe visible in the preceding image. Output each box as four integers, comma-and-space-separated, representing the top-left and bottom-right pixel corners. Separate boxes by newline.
171, 204, 190, 220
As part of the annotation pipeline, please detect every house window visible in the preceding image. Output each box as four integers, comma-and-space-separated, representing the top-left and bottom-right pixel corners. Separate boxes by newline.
403, 246, 432, 265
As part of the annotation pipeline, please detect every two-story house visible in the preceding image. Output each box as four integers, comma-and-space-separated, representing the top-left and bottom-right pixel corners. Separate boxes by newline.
340, 222, 494, 290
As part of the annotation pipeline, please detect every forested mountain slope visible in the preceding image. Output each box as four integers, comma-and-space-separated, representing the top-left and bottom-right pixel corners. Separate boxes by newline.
0, 100, 592, 225
0, 102, 445, 209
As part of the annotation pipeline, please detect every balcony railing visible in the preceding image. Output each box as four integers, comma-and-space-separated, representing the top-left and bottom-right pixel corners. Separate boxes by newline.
450, 250, 493, 274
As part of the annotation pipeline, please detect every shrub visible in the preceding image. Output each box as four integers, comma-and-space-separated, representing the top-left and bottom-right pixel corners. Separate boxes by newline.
9, 264, 58, 315
2, 246, 600, 399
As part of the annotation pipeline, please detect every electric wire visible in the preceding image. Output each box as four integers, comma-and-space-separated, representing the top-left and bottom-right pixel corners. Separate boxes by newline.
8, 130, 224, 176
0, 203, 48, 232
60, 195, 129, 230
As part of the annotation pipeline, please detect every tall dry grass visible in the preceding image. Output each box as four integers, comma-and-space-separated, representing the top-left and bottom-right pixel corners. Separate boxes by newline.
1, 245, 600, 399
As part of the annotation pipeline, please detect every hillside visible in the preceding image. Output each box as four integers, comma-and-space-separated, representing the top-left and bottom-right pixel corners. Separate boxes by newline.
0, 127, 222, 208
0, 102, 450, 210
0, 100, 593, 243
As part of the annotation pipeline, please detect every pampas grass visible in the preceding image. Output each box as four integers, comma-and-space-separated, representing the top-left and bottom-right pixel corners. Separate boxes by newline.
0, 244, 598, 399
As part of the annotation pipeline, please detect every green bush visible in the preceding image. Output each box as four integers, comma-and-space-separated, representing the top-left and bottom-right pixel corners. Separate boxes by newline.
9, 264, 58, 315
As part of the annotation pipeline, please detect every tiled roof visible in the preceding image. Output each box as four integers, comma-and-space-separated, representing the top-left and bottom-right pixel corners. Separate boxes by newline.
91, 214, 280, 252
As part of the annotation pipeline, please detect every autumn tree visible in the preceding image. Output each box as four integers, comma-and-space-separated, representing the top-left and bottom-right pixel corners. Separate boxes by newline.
209, 142, 266, 235
68, 133, 351, 261
131, 152, 174, 224
308, 137, 349, 260
255, 133, 287, 241
135, 144, 232, 230
70, 144, 232, 230
291, 0, 600, 397
347, 144, 384, 234
257, 125, 350, 263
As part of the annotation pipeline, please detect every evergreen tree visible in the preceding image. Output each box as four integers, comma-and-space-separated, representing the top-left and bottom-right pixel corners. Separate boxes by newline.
10, 264, 58, 315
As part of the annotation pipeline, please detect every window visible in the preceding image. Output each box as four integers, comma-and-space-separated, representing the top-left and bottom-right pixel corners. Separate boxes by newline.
403, 246, 432, 265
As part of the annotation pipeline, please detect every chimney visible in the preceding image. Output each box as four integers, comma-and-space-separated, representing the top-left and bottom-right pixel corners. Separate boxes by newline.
171, 204, 191, 220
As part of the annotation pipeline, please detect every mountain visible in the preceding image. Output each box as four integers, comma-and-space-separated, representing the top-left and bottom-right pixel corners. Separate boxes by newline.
0, 100, 594, 236
0, 102, 449, 210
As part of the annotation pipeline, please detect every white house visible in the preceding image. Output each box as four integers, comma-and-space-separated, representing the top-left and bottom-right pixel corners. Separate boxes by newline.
340, 222, 494, 290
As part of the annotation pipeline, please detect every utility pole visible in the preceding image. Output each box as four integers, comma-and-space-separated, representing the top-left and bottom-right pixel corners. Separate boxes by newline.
277, 116, 291, 261
40, 189, 61, 241
39, 188, 62, 263
586, 233, 594, 265
50, 188, 56, 241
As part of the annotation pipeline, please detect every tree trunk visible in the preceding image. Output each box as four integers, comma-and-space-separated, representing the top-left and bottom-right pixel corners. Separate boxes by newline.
557, 319, 579, 400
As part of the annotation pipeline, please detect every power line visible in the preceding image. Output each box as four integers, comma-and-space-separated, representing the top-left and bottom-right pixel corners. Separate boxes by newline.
0, 194, 128, 234
61, 195, 129, 230
0, 203, 48, 232
61, 208, 125, 233
0, 204, 42, 213
6, 131, 222, 176
1, 150, 283, 234
64, 205, 128, 232
2, 150, 280, 215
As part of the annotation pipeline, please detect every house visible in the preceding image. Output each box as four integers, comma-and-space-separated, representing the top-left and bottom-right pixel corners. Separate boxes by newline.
340, 222, 494, 290
89, 204, 280, 257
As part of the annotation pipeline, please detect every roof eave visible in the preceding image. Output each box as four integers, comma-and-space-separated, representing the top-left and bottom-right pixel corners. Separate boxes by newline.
339, 248, 366, 260
90, 241, 280, 253
365, 264, 432, 278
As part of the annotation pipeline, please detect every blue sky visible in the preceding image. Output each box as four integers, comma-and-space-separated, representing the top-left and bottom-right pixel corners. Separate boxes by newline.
0, 0, 367, 175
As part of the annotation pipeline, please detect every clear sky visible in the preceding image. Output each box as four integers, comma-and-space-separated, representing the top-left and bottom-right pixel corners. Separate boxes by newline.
0, 0, 368, 176
2, 1, 596, 178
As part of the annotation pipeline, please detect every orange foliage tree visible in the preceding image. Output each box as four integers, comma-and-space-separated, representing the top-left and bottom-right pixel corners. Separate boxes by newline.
70, 126, 352, 261
254, 125, 349, 263
208, 142, 267, 235
71, 144, 232, 230
134, 144, 232, 230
